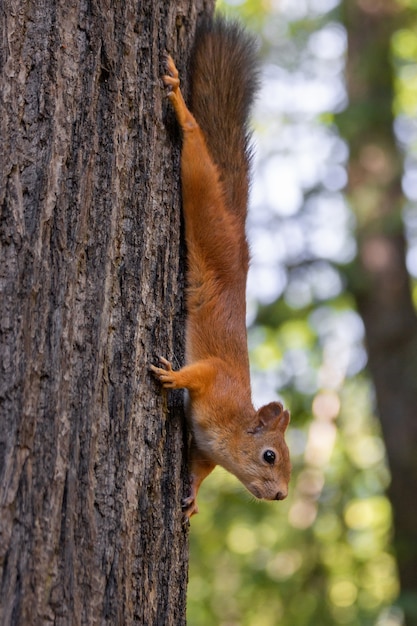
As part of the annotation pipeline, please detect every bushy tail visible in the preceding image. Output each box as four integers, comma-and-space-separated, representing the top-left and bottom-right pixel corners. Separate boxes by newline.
189, 17, 259, 223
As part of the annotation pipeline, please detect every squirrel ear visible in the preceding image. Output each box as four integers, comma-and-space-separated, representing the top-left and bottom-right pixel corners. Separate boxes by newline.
249, 402, 290, 435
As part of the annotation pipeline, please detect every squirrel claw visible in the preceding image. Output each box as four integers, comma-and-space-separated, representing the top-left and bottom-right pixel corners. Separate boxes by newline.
165, 54, 179, 78
163, 54, 180, 90
150, 357, 178, 389
158, 356, 172, 370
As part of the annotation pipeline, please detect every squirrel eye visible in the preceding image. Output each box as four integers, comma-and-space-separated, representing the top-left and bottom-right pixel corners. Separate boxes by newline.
263, 450, 276, 465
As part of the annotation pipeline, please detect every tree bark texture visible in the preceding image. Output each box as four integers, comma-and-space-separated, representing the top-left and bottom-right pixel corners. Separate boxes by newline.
0, 0, 214, 623
340, 1, 417, 620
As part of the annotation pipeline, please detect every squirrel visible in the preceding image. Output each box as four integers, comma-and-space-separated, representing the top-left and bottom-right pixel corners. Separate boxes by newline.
151, 17, 291, 518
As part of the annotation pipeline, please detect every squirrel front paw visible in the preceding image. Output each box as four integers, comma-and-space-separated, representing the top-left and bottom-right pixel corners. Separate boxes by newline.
182, 473, 200, 518
181, 472, 201, 519
182, 495, 199, 519
150, 356, 180, 389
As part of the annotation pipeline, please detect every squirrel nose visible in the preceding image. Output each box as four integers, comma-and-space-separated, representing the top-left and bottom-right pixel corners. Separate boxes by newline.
275, 490, 287, 501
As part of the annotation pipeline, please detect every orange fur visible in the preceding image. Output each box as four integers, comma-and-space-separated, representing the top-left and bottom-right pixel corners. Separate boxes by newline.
151, 23, 291, 517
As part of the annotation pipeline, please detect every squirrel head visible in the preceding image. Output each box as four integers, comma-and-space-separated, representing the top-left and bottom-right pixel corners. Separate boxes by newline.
230, 401, 291, 502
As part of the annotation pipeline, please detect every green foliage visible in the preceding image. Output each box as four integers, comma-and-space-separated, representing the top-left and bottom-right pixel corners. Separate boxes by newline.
188, 310, 397, 625
216, 0, 272, 30
187, 0, 417, 624
392, 27, 417, 116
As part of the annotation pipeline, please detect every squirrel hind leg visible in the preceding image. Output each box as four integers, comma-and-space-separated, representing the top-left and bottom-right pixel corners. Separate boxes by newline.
163, 54, 179, 88
163, 55, 197, 132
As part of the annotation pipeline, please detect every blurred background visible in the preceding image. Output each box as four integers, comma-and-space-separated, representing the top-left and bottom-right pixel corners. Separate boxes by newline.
187, 0, 417, 625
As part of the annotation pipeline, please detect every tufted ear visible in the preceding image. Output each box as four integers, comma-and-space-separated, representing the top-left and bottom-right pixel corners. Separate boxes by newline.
248, 402, 290, 435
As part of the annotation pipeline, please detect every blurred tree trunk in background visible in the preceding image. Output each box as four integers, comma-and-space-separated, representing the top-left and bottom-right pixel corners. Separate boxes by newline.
340, 1, 417, 621
0, 0, 213, 623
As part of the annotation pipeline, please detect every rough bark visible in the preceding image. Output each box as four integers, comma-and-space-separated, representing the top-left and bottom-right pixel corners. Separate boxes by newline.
340, 1, 417, 621
0, 0, 213, 623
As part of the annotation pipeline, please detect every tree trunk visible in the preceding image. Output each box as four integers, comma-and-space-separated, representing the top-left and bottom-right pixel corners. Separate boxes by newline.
340, 1, 417, 621
0, 0, 213, 623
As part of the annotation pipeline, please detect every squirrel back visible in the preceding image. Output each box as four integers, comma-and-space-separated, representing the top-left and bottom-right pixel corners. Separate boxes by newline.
190, 18, 259, 223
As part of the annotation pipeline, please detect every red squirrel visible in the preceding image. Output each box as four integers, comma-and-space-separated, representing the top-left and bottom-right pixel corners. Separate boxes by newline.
151, 18, 291, 517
